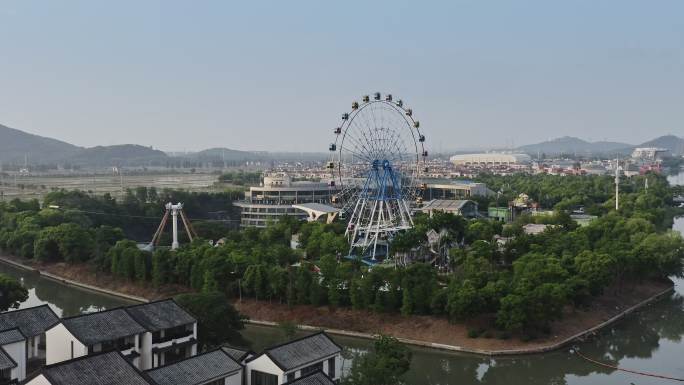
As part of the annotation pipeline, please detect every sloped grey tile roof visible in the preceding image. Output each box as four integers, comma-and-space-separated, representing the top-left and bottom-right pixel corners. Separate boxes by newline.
40, 351, 154, 385
265, 332, 341, 371
146, 349, 242, 385
0, 305, 59, 338
61, 308, 146, 345
220, 346, 249, 362
284, 371, 335, 385
125, 299, 196, 332
0, 346, 17, 371
0, 328, 25, 345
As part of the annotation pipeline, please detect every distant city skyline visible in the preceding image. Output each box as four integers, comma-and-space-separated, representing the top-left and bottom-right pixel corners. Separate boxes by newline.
1, 1, 682, 152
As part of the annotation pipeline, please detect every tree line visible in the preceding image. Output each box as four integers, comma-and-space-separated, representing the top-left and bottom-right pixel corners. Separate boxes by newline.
0, 173, 682, 338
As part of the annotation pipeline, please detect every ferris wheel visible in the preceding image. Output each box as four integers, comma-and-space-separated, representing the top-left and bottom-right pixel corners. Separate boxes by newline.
327, 92, 428, 261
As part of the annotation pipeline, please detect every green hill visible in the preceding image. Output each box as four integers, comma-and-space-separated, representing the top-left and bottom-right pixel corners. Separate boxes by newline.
0, 123, 81, 164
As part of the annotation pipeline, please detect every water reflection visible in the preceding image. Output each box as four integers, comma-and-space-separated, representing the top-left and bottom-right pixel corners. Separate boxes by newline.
0, 263, 133, 317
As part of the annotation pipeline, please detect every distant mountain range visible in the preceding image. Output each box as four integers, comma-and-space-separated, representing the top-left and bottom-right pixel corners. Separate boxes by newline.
515, 135, 684, 156
0, 123, 328, 167
1, 122, 681, 168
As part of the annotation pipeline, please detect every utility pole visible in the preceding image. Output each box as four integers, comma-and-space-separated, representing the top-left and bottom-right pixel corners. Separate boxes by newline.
615, 158, 620, 211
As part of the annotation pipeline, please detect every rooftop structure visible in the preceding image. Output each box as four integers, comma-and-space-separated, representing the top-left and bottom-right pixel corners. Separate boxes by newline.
522, 223, 556, 235
0, 305, 59, 339
221, 346, 252, 363
146, 348, 243, 385
234, 173, 340, 228
0, 305, 59, 373
24, 351, 155, 385
415, 199, 479, 218
631, 147, 670, 160
450, 153, 532, 167
283, 370, 335, 385
60, 308, 147, 347
125, 299, 196, 333
422, 180, 493, 199
46, 299, 198, 370
245, 332, 342, 385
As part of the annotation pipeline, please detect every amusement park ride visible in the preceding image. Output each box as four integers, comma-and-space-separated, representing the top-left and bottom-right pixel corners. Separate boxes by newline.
144, 202, 197, 251
328, 92, 427, 262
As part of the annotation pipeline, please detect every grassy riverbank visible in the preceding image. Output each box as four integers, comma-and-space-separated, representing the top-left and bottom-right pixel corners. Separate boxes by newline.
0, 254, 673, 355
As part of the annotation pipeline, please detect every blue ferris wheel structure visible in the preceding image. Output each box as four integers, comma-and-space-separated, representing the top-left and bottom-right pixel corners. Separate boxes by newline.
328, 92, 428, 262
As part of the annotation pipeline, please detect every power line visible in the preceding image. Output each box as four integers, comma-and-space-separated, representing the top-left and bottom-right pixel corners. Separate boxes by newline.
54, 208, 242, 222
572, 348, 684, 382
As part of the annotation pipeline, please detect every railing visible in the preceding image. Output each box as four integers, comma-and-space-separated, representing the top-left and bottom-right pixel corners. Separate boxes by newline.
152, 329, 193, 344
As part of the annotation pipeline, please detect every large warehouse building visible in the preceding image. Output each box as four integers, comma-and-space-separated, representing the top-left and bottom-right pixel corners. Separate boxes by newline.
450, 153, 532, 166
234, 173, 339, 228
423, 180, 494, 199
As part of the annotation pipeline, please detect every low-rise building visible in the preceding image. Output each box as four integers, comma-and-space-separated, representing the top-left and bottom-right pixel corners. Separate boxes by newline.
450, 153, 531, 167
0, 305, 59, 372
146, 348, 243, 385
126, 299, 198, 369
422, 180, 493, 199
45, 299, 197, 370
415, 199, 479, 218
23, 351, 155, 385
234, 173, 340, 228
0, 327, 26, 383
245, 332, 341, 385
46, 307, 147, 367
283, 370, 335, 385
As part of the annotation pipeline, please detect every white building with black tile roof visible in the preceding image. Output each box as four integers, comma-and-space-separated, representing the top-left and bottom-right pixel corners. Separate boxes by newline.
245, 332, 341, 385
220, 346, 253, 365
0, 305, 59, 371
282, 371, 335, 385
45, 307, 147, 367
126, 299, 198, 370
0, 327, 26, 383
44, 299, 198, 371
23, 351, 156, 385
146, 348, 243, 385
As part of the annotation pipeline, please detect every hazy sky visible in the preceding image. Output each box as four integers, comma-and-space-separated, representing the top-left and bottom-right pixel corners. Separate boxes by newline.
0, 1, 682, 152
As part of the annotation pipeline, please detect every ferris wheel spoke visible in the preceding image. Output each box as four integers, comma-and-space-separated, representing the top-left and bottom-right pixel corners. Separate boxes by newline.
340, 143, 372, 164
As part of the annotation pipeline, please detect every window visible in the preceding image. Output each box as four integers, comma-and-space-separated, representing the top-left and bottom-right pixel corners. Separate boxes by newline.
0, 367, 11, 380
301, 361, 323, 376
287, 372, 296, 382
251, 370, 277, 385
328, 357, 336, 378
70, 341, 74, 359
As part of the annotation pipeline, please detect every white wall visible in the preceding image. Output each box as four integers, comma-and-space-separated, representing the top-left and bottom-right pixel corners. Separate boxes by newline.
224, 371, 242, 385
24, 374, 52, 385
3, 339, 26, 381
139, 332, 152, 370
45, 323, 87, 365
245, 354, 284, 385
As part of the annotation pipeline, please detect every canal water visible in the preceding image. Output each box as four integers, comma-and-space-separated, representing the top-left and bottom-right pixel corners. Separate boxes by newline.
0, 171, 683, 384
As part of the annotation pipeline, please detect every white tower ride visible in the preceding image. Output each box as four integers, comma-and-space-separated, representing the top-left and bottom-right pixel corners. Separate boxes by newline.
146, 202, 197, 251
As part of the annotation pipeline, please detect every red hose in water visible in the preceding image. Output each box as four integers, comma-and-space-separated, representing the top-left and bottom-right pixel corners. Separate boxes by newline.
573, 349, 684, 382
